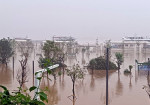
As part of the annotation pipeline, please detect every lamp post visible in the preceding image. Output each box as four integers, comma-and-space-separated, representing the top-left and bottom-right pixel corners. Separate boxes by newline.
105, 40, 111, 105
106, 47, 109, 105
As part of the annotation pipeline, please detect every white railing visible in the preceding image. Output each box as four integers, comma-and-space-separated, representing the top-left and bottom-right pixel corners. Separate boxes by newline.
34, 64, 59, 99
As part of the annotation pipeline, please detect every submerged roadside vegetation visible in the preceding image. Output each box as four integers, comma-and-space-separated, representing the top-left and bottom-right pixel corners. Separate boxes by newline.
88, 56, 117, 70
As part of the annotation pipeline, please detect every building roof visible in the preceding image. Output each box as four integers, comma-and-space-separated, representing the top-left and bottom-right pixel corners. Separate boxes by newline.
122, 36, 150, 41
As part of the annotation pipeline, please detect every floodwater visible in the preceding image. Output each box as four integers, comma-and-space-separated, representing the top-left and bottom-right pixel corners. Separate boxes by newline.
0, 46, 150, 105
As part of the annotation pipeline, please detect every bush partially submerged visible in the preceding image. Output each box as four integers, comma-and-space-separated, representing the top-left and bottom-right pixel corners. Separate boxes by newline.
0, 60, 58, 105
124, 69, 131, 74
88, 56, 117, 70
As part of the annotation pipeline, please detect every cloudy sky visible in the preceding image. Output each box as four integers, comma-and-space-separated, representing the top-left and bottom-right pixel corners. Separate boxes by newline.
0, 0, 150, 44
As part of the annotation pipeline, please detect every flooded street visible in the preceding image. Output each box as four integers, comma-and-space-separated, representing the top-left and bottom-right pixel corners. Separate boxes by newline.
1, 0, 150, 104
0, 47, 150, 105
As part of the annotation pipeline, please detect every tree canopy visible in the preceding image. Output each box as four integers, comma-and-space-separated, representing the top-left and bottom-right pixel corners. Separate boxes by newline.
115, 52, 123, 70
88, 56, 117, 70
43, 40, 59, 60
41, 40, 64, 65
0, 38, 14, 66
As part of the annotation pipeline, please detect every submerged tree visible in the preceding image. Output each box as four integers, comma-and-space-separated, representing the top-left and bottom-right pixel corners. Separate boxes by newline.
88, 56, 117, 70
38, 57, 58, 80
115, 52, 123, 72
0, 61, 53, 105
16, 40, 34, 88
42, 40, 65, 65
0, 38, 14, 66
43, 40, 59, 62
67, 64, 85, 100
39, 40, 64, 80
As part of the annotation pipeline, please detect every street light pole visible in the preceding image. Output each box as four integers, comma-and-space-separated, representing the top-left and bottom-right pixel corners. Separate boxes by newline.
106, 47, 109, 105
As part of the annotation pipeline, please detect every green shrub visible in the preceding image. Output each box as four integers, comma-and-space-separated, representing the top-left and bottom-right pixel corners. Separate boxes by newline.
38, 57, 53, 69
0, 84, 48, 105
124, 69, 131, 73
88, 56, 117, 70
0, 61, 56, 105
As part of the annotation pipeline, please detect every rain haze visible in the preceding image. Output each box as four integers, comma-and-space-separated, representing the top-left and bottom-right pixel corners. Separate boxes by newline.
0, 0, 150, 43
1, 1, 150, 105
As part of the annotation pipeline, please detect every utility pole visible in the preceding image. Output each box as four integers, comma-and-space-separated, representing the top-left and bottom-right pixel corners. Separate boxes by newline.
106, 47, 109, 105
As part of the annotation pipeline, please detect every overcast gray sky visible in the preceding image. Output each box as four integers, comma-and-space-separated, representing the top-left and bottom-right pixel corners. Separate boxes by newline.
0, 0, 150, 44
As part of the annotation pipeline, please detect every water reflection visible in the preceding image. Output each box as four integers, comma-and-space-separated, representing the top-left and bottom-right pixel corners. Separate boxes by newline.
140, 70, 150, 99
146, 71, 150, 98
81, 54, 85, 65
59, 68, 65, 91
1, 45, 150, 105
47, 81, 59, 105
90, 73, 95, 91
41, 79, 59, 105
115, 73, 123, 96
124, 72, 133, 90
68, 95, 76, 105
147, 71, 150, 85
88, 70, 116, 79
0, 65, 12, 85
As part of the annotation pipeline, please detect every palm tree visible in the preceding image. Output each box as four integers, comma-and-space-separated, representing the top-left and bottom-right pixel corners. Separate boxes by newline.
115, 52, 123, 72
129, 65, 133, 73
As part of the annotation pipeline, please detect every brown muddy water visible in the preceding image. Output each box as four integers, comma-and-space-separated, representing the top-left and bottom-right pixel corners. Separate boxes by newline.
0, 47, 150, 105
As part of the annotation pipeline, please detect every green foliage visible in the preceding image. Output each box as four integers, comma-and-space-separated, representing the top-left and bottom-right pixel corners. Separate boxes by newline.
0, 85, 46, 105
42, 40, 59, 60
124, 69, 131, 74
39, 41, 63, 80
38, 57, 53, 68
29, 86, 37, 92
88, 56, 117, 70
115, 52, 123, 64
115, 52, 123, 70
38, 92, 48, 103
67, 64, 85, 81
0, 60, 55, 105
105, 40, 111, 48
129, 65, 133, 72
38, 57, 61, 80
58, 71, 62, 76
42, 40, 65, 67
0, 38, 14, 65
67, 64, 85, 98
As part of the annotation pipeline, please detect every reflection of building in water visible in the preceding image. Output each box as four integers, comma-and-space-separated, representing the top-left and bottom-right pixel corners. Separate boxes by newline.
134, 70, 150, 87
136, 70, 150, 77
